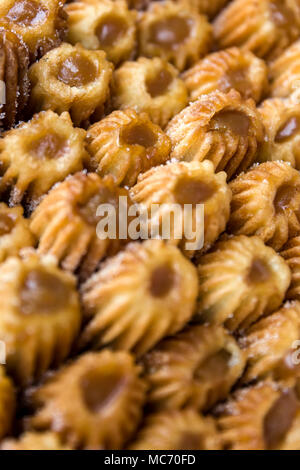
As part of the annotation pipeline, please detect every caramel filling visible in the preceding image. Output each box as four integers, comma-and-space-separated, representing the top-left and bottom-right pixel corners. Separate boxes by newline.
96, 16, 128, 47
0, 213, 15, 236
176, 433, 205, 450
275, 116, 300, 143
120, 123, 157, 148
175, 178, 215, 205
218, 67, 251, 98
20, 269, 71, 315
5, 0, 47, 27
81, 368, 126, 413
149, 16, 192, 50
246, 258, 271, 284
30, 133, 68, 160
274, 184, 298, 212
150, 264, 176, 298
78, 187, 117, 225
264, 390, 298, 449
270, 1, 294, 28
146, 69, 173, 97
57, 54, 97, 87
210, 110, 250, 137
195, 349, 231, 384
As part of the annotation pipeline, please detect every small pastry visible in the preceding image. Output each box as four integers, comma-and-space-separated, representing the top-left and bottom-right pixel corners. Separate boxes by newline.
129, 409, 221, 450
182, 0, 230, 18
0, 0, 67, 60
80, 240, 198, 356
0, 251, 81, 385
29, 43, 113, 126
0, 366, 15, 440
183, 47, 268, 103
229, 161, 300, 250
27, 350, 146, 449
137, 2, 212, 71
269, 39, 300, 98
131, 160, 231, 255
197, 235, 291, 331
213, 0, 299, 61
281, 236, 300, 300
0, 111, 88, 207
258, 98, 300, 169
142, 324, 245, 411
86, 109, 171, 187
66, 0, 136, 65
165, 89, 264, 179
1, 432, 71, 450
30, 172, 133, 280
217, 381, 300, 450
112, 57, 188, 128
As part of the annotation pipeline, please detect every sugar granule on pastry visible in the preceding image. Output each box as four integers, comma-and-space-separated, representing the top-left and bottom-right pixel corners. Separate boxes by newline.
0, 366, 15, 440
112, 57, 188, 128
27, 350, 146, 449
197, 235, 291, 331
0, 251, 81, 386
142, 324, 245, 412
86, 109, 171, 187
130, 160, 231, 256
129, 409, 221, 450
0, 0, 67, 60
30, 172, 133, 281
80, 240, 198, 357
269, 39, 300, 98
229, 161, 300, 250
183, 47, 268, 103
165, 89, 264, 179
213, 0, 299, 61
137, 1, 212, 72
66, 0, 136, 65
29, 43, 113, 126
1, 432, 71, 450
0, 111, 88, 207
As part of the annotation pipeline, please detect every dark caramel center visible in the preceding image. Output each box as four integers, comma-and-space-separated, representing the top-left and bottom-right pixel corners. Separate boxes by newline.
0, 213, 15, 236
81, 369, 126, 413
176, 432, 205, 450
270, 1, 294, 28
146, 69, 173, 97
20, 269, 71, 315
78, 188, 117, 226
149, 16, 191, 49
275, 116, 300, 143
6, 0, 47, 27
218, 67, 251, 98
210, 109, 250, 137
195, 349, 231, 383
246, 258, 271, 284
175, 178, 215, 205
96, 16, 128, 47
264, 390, 298, 449
30, 133, 68, 160
150, 264, 175, 298
274, 184, 298, 212
120, 123, 157, 148
57, 53, 97, 87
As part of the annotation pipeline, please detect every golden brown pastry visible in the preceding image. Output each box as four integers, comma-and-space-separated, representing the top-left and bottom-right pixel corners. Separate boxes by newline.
269, 39, 300, 98
86, 109, 171, 187
112, 57, 188, 128
29, 43, 113, 126
0, 203, 34, 262
197, 235, 291, 331
131, 160, 231, 256
183, 0, 229, 18
80, 240, 198, 356
137, 2, 212, 72
27, 350, 146, 449
240, 302, 300, 384
1, 432, 71, 450
281, 236, 300, 300
229, 161, 300, 250
165, 89, 264, 179
0, 366, 15, 440
0, 251, 81, 386
129, 409, 221, 450
0, 0, 67, 60
66, 0, 136, 65
258, 98, 300, 168
213, 0, 299, 61
142, 324, 245, 412
0, 111, 88, 207
183, 47, 268, 103
30, 172, 133, 281
0, 28, 30, 130
217, 381, 300, 450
